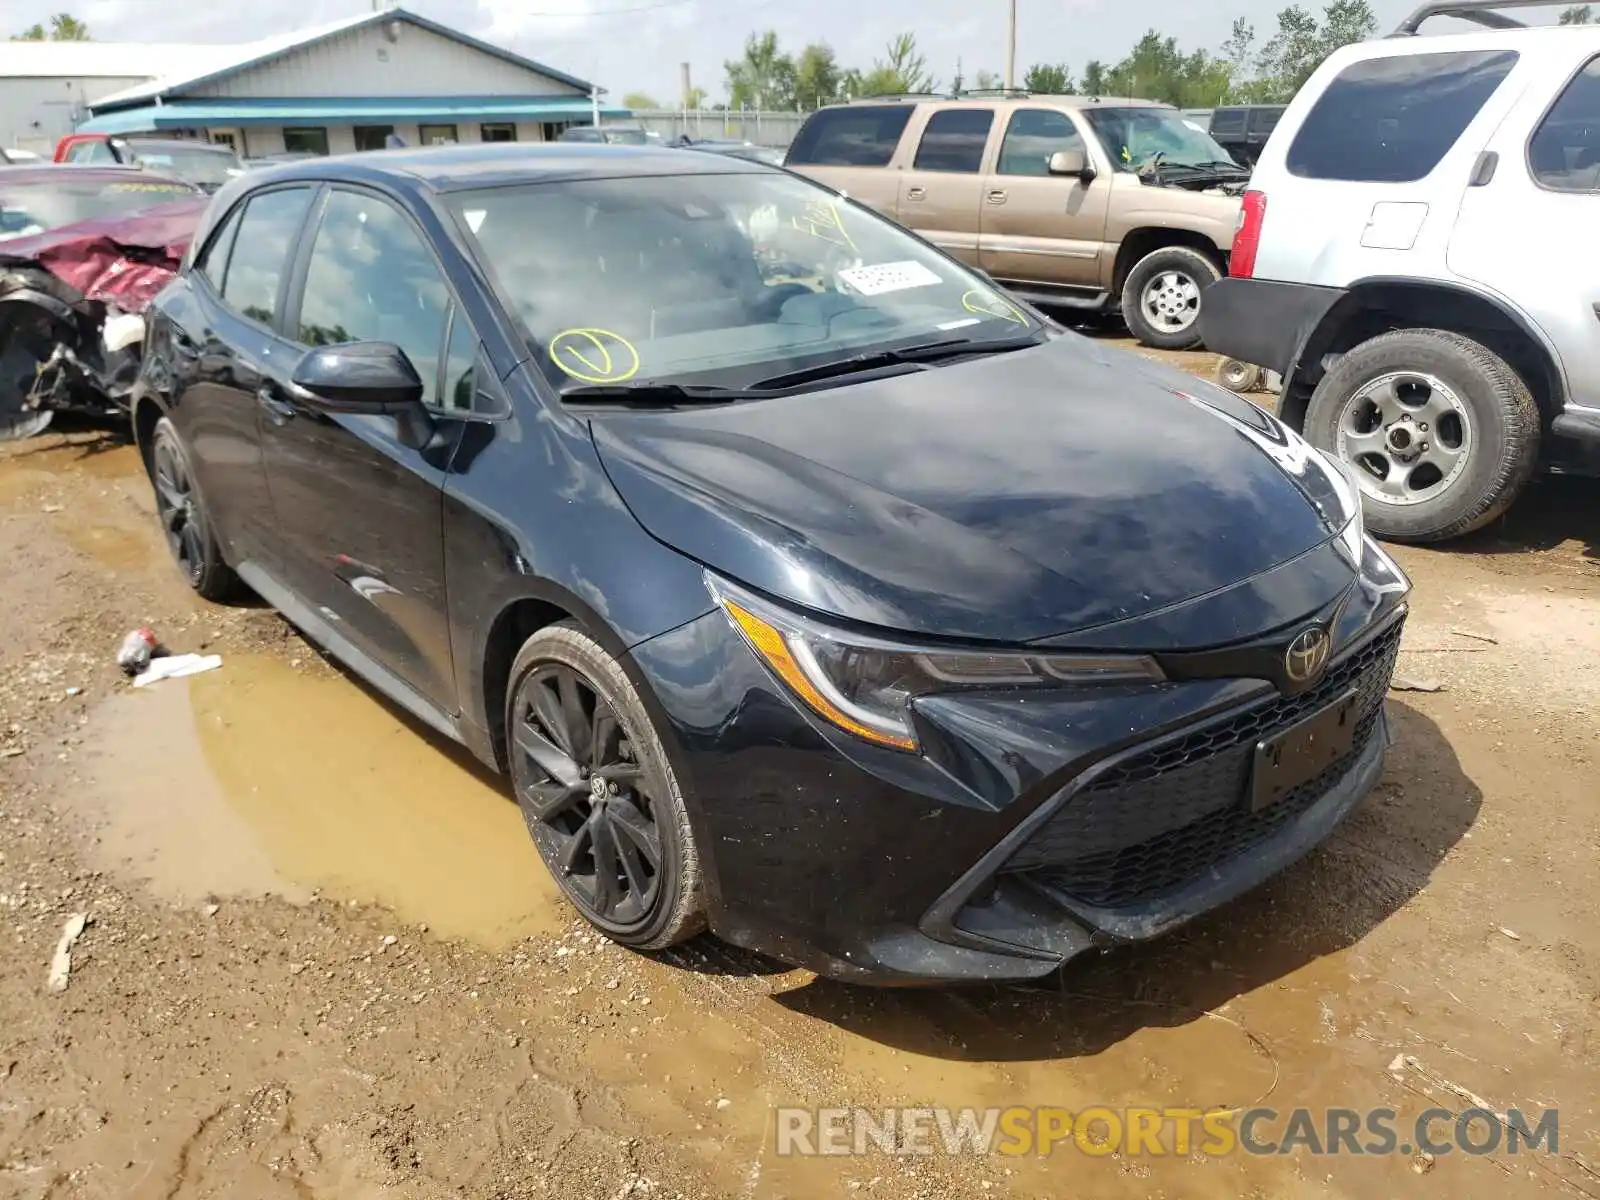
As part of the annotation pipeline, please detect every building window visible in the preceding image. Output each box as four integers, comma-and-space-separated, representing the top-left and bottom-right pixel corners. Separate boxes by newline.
480, 123, 516, 143
353, 125, 394, 152
283, 127, 330, 156
419, 123, 458, 146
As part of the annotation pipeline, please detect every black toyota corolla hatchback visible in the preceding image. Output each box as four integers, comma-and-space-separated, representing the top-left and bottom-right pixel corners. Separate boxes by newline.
133, 144, 1411, 984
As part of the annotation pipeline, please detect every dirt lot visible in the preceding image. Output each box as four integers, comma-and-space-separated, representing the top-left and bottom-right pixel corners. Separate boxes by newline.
0, 342, 1596, 1199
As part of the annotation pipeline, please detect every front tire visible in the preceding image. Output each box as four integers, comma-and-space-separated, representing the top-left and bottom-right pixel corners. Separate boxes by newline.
1304, 329, 1540, 544
505, 622, 705, 950
1120, 245, 1222, 350
149, 417, 238, 601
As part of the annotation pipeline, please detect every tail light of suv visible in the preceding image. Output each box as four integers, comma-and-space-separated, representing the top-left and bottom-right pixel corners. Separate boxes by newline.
1230, 190, 1267, 279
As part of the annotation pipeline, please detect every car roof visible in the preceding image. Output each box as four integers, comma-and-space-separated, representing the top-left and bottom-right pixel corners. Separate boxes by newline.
121, 136, 236, 151
0, 164, 193, 186
839, 94, 1175, 111
235, 142, 769, 193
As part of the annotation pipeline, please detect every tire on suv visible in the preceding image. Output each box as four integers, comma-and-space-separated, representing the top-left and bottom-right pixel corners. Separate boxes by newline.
1120, 245, 1223, 351
1303, 329, 1541, 543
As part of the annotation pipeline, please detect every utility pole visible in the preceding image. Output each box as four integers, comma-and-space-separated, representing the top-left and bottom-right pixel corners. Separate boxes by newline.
1005, 0, 1017, 90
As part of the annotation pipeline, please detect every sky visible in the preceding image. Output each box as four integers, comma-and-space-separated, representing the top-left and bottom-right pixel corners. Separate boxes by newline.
4, 0, 1532, 102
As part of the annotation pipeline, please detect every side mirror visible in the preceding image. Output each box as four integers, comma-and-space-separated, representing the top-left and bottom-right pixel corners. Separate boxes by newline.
1048, 149, 1095, 183
290, 341, 425, 414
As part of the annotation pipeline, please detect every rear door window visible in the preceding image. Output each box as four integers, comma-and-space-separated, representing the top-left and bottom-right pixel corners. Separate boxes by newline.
913, 109, 994, 173
1529, 55, 1600, 192
219, 187, 314, 329
785, 105, 914, 167
1286, 50, 1519, 182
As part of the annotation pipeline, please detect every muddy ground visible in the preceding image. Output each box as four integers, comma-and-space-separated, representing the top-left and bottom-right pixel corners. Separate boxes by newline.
0, 341, 1596, 1199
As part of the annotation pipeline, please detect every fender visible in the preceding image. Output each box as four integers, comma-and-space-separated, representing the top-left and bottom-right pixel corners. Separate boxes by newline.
1285, 275, 1569, 421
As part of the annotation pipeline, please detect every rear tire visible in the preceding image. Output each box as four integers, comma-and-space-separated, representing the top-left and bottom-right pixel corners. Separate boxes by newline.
149, 417, 239, 601
505, 622, 705, 950
1121, 245, 1222, 350
1303, 329, 1540, 543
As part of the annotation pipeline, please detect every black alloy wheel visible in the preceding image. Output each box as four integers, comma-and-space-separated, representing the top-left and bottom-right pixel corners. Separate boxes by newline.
512, 661, 667, 933
149, 417, 237, 600
152, 434, 205, 585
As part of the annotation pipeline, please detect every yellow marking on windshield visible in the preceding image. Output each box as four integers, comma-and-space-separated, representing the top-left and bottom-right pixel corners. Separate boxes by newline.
549, 328, 640, 384
789, 198, 857, 252
962, 290, 1027, 325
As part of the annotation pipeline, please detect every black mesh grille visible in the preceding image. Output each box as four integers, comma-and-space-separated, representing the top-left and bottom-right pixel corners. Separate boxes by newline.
1005, 618, 1404, 909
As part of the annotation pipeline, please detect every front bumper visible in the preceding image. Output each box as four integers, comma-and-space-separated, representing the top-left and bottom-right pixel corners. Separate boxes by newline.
628, 575, 1407, 986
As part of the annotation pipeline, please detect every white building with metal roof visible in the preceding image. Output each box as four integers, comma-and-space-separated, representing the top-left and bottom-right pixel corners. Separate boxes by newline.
2, 8, 625, 159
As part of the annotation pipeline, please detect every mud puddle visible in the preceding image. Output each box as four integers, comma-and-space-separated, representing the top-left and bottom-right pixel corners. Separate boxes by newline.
66, 654, 566, 946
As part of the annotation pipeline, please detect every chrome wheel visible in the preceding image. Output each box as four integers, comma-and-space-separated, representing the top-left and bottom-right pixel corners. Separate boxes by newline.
511, 663, 664, 931
152, 435, 205, 585
1140, 270, 1202, 334
1336, 371, 1473, 507
1218, 358, 1263, 393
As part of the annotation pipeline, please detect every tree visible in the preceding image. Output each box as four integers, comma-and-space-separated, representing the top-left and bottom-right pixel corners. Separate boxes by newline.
724, 31, 796, 109
857, 32, 935, 97
12, 12, 90, 40
1081, 60, 1110, 95
794, 42, 842, 108
683, 86, 708, 110
972, 68, 1003, 90
1559, 4, 1593, 22
1101, 30, 1230, 106
1023, 62, 1074, 93
1221, 17, 1257, 99
1250, 1, 1377, 103
623, 92, 659, 110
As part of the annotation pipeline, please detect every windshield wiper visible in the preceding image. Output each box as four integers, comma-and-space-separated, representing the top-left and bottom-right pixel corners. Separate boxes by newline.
747, 333, 1043, 391
560, 381, 765, 407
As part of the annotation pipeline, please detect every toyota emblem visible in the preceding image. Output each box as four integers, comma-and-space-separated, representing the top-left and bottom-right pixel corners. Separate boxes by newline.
1284, 627, 1331, 685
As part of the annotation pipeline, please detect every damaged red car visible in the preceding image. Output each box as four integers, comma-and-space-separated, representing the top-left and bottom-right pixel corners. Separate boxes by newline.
1, 165, 205, 440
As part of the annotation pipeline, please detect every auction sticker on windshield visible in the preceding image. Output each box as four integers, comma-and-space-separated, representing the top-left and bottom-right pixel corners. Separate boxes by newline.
838, 261, 943, 296
549, 328, 640, 384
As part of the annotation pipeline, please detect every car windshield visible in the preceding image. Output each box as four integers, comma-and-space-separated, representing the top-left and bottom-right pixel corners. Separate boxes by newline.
0, 177, 195, 240
1081, 107, 1241, 172
449, 170, 1043, 393
124, 141, 244, 188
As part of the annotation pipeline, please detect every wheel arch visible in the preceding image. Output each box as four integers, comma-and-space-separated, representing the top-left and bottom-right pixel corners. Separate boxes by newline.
1278, 278, 1567, 433
1112, 227, 1228, 295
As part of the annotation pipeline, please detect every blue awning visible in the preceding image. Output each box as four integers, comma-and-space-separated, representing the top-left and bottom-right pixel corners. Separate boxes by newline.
77, 95, 631, 134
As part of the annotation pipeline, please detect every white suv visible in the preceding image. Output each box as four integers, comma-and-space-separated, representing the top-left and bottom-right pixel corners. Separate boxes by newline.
1200, 0, 1600, 543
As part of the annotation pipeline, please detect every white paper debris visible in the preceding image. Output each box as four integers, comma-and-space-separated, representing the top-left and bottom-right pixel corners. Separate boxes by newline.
47, 912, 88, 992
132, 653, 223, 688
837, 260, 943, 296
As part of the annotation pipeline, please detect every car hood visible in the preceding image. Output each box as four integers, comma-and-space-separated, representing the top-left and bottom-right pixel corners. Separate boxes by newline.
590, 334, 1352, 644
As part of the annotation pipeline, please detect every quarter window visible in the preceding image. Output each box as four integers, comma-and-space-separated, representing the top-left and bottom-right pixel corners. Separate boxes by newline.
913, 109, 994, 173
1529, 56, 1600, 192
296, 190, 450, 409
220, 187, 313, 328
997, 109, 1086, 176
440, 306, 480, 412
784, 105, 914, 167
1286, 50, 1519, 183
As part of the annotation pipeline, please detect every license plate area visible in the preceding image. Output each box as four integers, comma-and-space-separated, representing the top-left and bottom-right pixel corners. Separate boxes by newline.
1249, 689, 1360, 814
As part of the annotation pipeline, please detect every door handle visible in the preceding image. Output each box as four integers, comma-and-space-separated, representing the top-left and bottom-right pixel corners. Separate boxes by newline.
986, 189, 1008, 205
905, 186, 926, 201
256, 384, 296, 424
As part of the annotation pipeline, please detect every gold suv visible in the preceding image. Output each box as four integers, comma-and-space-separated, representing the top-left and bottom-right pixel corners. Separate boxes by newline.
785, 95, 1249, 349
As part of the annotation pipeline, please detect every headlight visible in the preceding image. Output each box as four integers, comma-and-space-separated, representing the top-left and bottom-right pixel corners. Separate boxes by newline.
707, 576, 1164, 753
1311, 446, 1365, 566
